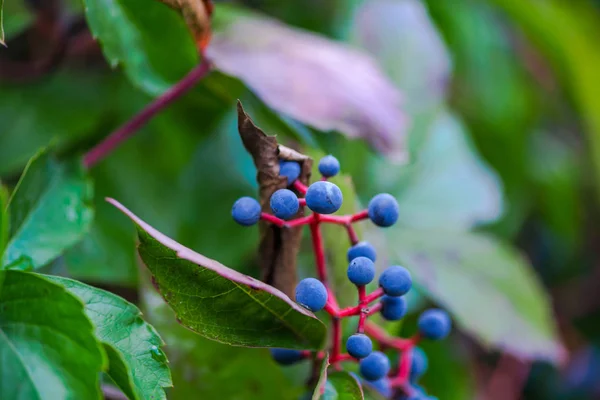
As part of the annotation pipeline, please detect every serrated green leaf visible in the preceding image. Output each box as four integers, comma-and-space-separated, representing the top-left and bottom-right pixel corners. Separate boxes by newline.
141, 283, 305, 399
110, 198, 327, 349
321, 372, 364, 400
0, 271, 106, 399
47, 276, 172, 400
82, 0, 198, 95
370, 227, 564, 363
2, 150, 93, 269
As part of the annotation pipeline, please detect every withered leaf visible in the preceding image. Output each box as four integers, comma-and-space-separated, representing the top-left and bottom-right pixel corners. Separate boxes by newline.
157, 0, 213, 50
237, 101, 312, 298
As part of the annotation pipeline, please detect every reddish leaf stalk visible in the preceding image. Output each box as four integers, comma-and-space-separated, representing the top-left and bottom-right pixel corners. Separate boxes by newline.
83, 58, 212, 169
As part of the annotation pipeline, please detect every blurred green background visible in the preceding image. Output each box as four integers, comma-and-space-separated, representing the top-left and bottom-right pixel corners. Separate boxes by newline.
2, 0, 600, 399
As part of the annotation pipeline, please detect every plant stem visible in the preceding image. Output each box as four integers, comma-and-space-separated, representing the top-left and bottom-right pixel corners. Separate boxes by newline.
83, 59, 212, 168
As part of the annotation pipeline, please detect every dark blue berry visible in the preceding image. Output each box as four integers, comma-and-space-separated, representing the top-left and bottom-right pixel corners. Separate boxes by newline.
270, 189, 299, 220
347, 241, 377, 262
346, 333, 372, 359
279, 160, 301, 185
270, 348, 304, 365
410, 347, 428, 382
379, 265, 412, 296
231, 197, 261, 226
368, 193, 399, 227
366, 377, 392, 397
305, 181, 343, 214
380, 295, 407, 321
318, 155, 340, 178
347, 257, 376, 286
295, 278, 327, 311
418, 309, 451, 340
359, 351, 390, 381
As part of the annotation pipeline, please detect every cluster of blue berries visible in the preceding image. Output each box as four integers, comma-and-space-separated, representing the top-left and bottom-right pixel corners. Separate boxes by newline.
232, 154, 451, 399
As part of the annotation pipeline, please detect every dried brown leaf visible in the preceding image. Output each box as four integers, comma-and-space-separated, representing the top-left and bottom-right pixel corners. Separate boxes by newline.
237, 101, 312, 297
157, 0, 213, 50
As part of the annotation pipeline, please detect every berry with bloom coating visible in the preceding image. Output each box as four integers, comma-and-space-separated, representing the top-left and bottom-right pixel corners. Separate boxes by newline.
410, 347, 428, 382
305, 181, 343, 214
318, 155, 340, 177
368, 193, 399, 227
270, 348, 304, 365
279, 160, 301, 185
346, 333, 372, 359
418, 309, 451, 340
360, 351, 390, 381
379, 265, 412, 296
295, 278, 328, 311
270, 189, 299, 220
380, 295, 407, 321
347, 241, 377, 262
347, 257, 376, 286
366, 377, 392, 398
231, 197, 261, 226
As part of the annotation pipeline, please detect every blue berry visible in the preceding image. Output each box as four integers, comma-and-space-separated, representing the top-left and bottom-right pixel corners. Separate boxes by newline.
347, 241, 377, 262
270, 189, 299, 220
379, 265, 412, 296
270, 348, 304, 365
305, 181, 343, 214
347, 257, 376, 286
295, 278, 327, 311
410, 347, 428, 382
318, 155, 340, 177
279, 160, 301, 185
366, 377, 392, 398
418, 309, 451, 340
380, 295, 407, 321
346, 334, 372, 359
368, 193, 399, 227
359, 351, 390, 381
231, 197, 261, 226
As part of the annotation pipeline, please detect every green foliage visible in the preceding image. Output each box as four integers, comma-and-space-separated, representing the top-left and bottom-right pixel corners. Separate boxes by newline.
47, 276, 172, 400
0, 271, 106, 399
81, 0, 198, 95
321, 372, 364, 400
1, 150, 93, 270
111, 199, 327, 349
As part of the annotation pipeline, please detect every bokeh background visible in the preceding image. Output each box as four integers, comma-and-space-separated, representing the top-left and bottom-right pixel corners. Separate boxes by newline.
2, 0, 600, 399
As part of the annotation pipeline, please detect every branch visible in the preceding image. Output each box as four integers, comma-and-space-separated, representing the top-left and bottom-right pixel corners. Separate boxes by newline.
83, 58, 212, 168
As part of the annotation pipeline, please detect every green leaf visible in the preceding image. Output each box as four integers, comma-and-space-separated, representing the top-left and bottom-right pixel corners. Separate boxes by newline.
371, 227, 564, 362
0, 184, 8, 257
47, 276, 172, 400
0, 270, 106, 398
321, 372, 364, 400
371, 111, 502, 231
110, 198, 327, 349
141, 281, 306, 400
2, 150, 93, 269
82, 0, 198, 95
208, 12, 407, 160
312, 354, 330, 400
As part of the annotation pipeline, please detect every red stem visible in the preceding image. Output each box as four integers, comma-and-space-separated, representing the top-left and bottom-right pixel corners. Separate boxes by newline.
298, 198, 307, 206
83, 59, 212, 168
350, 210, 369, 222
331, 318, 342, 365
260, 213, 285, 227
363, 287, 384, 304
293, 180, 308, 194
286, 214, 315, 228
309, 214, 328, 283
396, 347, 413, 384
346, 224, 359, 245
367, 302, 382, 316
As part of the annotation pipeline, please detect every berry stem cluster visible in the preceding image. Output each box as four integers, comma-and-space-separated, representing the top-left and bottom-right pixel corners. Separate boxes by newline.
232, 155, 451, 399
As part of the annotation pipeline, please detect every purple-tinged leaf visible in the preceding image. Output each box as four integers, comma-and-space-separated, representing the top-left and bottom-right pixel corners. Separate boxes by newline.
108, 198, 327, 350
208, 16, 408, 162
